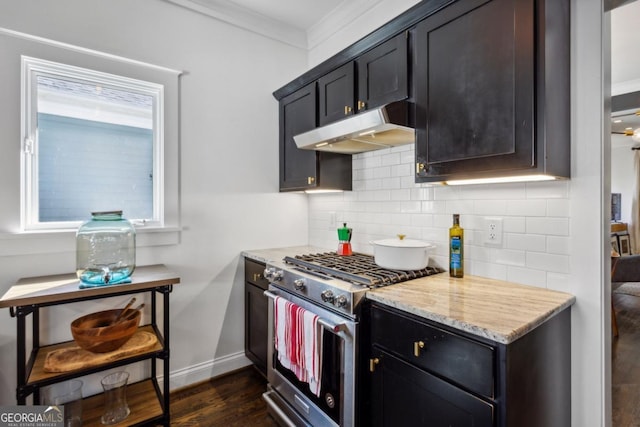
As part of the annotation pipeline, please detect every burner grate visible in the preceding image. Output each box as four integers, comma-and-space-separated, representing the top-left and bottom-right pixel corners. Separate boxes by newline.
284, 252, 443, 288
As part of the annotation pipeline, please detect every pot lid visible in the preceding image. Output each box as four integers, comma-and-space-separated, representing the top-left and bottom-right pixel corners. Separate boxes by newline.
373, 235, 434, 248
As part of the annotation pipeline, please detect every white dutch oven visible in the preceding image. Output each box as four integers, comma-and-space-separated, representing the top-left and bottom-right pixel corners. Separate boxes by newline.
371, 235, 435, 270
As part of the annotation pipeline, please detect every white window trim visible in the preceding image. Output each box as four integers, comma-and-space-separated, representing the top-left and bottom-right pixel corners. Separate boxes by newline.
0, 27, 182, 251
21, 56, 165, 231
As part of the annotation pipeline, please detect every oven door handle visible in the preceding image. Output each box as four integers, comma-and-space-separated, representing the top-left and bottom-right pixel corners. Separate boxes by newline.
264, 290, 350, 336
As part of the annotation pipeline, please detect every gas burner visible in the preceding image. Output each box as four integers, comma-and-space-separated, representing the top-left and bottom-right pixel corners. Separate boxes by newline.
284, 252, 443, 288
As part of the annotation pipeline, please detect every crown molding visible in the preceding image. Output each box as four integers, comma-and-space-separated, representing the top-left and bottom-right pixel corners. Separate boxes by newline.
163, 0, 307, 49
307, 0, 384, 51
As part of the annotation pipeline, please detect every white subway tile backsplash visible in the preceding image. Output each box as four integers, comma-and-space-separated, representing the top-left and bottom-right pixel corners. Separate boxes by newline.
506, 233, 546, 252
526, 252, 569, 274
547, 236, 570, 255
473, 199, 508, 215
390, 213, 412, 226
381, 152, 401, 166
468, 261, 508, 281
445, 199, 475, 215
390, 189, 411, 201
503, 217, 526, 233
546, 272, 571, 293
400, 176, 416, 188
507, 199, 547, 216
507, 266, 547, 287
547, 199, 571, 217
392, 163, 412, 177
461, 182, 526, 200
381, 177, 401, 190
526, 180, 570, 199
400, 201, 422, 213
411, 187, 434, 201
308, 148, 574, 289
410, 213, 433, 227
526, 217, 570, 236
363, 155, 383, 169
433, 185, 462, 200
421, 200, 447, 214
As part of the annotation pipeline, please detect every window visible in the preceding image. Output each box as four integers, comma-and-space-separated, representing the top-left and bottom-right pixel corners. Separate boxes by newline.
22, 57, 164, 230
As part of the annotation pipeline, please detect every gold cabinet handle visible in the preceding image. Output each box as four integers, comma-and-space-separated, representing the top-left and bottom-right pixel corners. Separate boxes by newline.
344, 105, 353, 115
307, 176, 315, 185
369, 357, 380, 372
253, 273, 262, 281
414, 341, 425, 357
357, 100, 366, 111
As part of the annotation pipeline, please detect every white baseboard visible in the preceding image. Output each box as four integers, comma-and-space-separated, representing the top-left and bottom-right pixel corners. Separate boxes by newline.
157, 351, 253, 391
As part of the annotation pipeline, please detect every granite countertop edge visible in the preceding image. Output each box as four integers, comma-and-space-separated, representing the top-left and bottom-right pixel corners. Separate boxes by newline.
243, 247, 576, 345
366, 292, 575, 345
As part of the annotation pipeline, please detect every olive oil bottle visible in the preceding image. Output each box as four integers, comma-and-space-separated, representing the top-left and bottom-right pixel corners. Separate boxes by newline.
449, 214, 464, 278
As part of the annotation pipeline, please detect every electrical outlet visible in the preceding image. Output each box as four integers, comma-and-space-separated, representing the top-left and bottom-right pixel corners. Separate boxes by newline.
328, 212, 336, 230
483, 217, 503, 246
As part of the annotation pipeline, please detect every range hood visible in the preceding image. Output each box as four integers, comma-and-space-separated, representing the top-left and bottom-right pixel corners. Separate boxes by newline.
293, 100, 415, 154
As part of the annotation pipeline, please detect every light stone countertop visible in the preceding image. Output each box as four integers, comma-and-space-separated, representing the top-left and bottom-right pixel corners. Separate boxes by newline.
243, 247, 576, 345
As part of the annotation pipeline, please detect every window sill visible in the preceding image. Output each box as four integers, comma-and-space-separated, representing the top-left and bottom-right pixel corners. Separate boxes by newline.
0, 227, 181, 257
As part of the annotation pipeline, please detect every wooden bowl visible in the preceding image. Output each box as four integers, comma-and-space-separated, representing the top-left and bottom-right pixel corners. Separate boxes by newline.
70, 309, 141, 353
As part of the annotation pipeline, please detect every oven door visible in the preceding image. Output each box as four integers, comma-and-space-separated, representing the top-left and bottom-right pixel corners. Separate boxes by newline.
263, 285, 358, 427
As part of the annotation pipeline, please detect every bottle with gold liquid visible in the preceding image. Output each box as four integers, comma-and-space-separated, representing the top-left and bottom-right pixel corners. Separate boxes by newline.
449, 214, 464, 278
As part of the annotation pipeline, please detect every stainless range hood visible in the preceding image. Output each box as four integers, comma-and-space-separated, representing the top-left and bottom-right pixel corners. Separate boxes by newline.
293, 100, 415, 154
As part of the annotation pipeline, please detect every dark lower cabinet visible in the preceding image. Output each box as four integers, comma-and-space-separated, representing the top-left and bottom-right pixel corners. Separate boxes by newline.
365, 302, 571, 427
370, 347, 494, 427
244, 258, 269, 376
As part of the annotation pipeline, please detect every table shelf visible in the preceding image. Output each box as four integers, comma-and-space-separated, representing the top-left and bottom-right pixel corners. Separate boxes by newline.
0, 265, 180, 427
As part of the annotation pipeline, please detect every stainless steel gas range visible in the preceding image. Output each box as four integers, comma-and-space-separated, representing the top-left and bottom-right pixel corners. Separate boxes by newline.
261, 252, 442, 427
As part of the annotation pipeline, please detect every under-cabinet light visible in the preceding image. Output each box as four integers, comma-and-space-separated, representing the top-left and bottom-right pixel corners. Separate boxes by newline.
304, 189, 344, 194
444, 175, 557, 186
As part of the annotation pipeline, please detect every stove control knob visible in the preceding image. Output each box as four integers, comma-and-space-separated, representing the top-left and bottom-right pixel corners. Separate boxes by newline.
263, 268, 273, 281
335, 295, 348, 308
321, 290, 335, 303
272, 270, 284, 281
293, 279, 305, 290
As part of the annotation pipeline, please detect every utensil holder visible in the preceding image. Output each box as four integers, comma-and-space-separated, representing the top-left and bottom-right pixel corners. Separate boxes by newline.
101, 371, 130, 425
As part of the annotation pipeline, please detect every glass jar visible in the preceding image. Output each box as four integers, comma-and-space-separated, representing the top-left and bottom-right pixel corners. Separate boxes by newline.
76, 211, 136, 285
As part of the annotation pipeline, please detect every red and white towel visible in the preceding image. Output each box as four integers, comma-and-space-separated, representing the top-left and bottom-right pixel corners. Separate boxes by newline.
274, 296, 323, 397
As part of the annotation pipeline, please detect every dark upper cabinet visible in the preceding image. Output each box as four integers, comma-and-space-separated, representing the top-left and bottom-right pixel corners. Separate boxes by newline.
356, 32, 409, 112
318, 62, 355, 126
279, 83, 352, 191
414, 0, 569, 182
318, 33, 409, 127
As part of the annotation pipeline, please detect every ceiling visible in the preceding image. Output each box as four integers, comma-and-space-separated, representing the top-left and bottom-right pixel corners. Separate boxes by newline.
163, 0, 368, 49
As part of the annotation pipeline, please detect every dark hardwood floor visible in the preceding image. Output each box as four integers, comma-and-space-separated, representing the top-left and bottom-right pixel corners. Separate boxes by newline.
612, 291, 640, 426
170, 367, 277, 426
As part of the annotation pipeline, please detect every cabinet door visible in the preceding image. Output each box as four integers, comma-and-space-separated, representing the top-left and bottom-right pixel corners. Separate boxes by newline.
318, 62, 355, 126
357, 33, 408, 112
245, 282, 268, 376
414, 0, 535, 181
279, 83, 318, 190
370, 347, 494, 427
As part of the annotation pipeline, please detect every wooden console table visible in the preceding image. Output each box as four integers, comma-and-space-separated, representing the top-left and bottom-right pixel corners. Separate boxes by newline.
0, 264, 180, 426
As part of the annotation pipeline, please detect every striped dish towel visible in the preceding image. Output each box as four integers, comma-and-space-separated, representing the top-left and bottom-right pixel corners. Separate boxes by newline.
274, 296, 323, 397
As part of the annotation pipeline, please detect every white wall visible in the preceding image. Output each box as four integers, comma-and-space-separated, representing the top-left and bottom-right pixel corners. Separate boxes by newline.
308, 0, 608, 426
611, 137, 636, 225
0, 0, 310, 403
